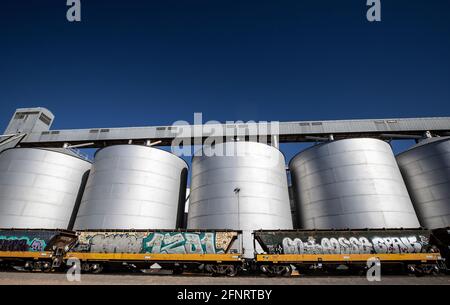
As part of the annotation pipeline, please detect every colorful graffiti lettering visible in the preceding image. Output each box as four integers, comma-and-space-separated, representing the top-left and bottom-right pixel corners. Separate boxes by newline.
143, 232, 226, 254
281, 235, 429, 255
0, 236, 47, 252
73, 232, 145, 253
254, 230, 432, 255
73, 231, 237, 254
90, 234, 141, 253
29, 239, 47, 252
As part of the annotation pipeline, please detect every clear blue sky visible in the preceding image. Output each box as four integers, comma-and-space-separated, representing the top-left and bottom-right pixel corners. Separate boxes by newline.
1, 0, 449, 165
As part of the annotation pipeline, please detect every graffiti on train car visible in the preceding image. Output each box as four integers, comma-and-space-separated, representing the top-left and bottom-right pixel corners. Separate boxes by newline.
72, 231, 238, 254
142, 232, 236, 254
0, 235, 47, 252
255, 230, 433, 255
281, 236, 429, 254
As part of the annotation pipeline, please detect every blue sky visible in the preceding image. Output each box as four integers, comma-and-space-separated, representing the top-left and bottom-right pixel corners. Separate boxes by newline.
1, 0, 449, 165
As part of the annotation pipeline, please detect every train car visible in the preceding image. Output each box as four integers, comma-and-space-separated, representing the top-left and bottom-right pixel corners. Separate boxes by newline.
254, 229, 445, 276
0, 229, 77, 271
64, 230, 242, 276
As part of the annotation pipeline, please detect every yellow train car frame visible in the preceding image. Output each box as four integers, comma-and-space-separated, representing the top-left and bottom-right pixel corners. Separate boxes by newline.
256, 253, 443, 263
65, 252, 242, 263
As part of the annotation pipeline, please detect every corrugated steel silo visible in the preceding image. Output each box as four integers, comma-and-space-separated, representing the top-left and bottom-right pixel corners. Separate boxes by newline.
187, 141, 293, 257
73, 145, 188, 230
0, 148, 91, 229
289, 138, 420, 229
396, 137, 450, 229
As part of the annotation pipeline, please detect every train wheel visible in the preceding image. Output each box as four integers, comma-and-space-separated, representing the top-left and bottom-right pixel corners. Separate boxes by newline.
33, 261, 43, 271
277, 265, 292, 276
206, 264, 235, 276
81, 263, 91, 273
261, 265, 291, 277
284, 265, 293, 276
173, 265, 184, 275
90, 263, 103, 274
418, 264, 439, 276
41, 262, 53, 273
24, 261, 34, 271
205, 264, 217, 275
407, 264, 425, 277
226, 265, 238, 277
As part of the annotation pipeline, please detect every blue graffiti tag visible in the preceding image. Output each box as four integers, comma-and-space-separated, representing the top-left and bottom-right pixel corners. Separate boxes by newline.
142, 232, 224, 254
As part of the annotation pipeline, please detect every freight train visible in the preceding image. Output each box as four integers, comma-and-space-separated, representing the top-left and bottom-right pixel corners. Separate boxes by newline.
0, 227, 448, 276
1, 110, 450, 278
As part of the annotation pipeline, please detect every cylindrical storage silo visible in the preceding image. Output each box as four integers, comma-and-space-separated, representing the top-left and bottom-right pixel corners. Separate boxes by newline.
0, 148, 91, 229
289, 138, 420, 229
73, 145, 188, 230
187, 141, 293, 257
396, 137, 450, 229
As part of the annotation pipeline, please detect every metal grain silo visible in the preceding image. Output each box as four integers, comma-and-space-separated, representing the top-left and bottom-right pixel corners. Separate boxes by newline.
0, 148, 91, 229
289, 138, 420, 229
187, 141, 293, 257
73, 145, 188, 230
396, 137, 450, 229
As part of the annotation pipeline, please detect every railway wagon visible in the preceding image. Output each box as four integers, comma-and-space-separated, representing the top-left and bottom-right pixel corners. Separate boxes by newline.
0, 229, 77, 271
64, 230, 242, 275
254, 229, 446, 276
